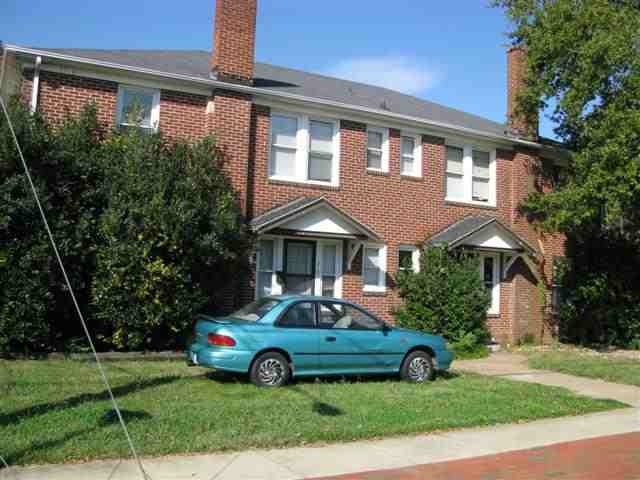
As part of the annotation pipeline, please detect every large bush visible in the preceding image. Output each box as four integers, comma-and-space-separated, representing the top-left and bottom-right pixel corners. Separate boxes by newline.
0, 100, 104, 353
558, 229, 640, 349
0, 99, 251, 353
394, 246, 491, 357
92, 132, 251, 350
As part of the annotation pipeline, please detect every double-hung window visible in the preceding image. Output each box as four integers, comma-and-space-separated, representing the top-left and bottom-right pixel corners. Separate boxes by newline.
256, 239, 276, 298
472, 150, 491, 202
269, 112, 339, 185
308, 120, 334, 182
270, 115, 298, 178
445, 144, 496, 205
400, 134, 422, 177
366, 126, 388, 172
116, 85, 160, 131
362, 244, 387, 292
480, 253, 500, 314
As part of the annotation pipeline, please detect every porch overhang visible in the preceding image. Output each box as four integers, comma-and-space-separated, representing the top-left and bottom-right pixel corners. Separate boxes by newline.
250, 196, 382, 242
425, 215, 538, 258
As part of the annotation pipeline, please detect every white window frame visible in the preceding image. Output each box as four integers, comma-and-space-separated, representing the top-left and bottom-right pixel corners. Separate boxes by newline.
315, 239, 343, 298
398, 245, 420, 272
268, 110, 340, 187
445, 142, 497, 206
479, 252, 500, 315
116, 84, 160, 131
400, 132, 422, 177
366, 125, 389, 173
362, 243, 387, 293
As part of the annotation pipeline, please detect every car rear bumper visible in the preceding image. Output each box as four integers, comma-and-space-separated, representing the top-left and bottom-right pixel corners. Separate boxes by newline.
435, 348, 454, 371
186, 343, 254, 373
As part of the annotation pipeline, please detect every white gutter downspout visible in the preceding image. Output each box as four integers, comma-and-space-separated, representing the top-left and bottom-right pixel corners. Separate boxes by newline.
29, 55, 42, 114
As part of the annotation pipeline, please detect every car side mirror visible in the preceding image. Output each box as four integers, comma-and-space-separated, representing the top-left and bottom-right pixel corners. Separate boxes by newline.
381, 324, 392, 334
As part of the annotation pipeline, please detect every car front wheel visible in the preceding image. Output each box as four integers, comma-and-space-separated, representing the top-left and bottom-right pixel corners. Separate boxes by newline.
400, 351, 435, 383
250, 352, 291, 387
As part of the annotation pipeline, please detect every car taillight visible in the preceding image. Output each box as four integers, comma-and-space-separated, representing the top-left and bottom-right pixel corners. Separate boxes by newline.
207, 333, 236, 347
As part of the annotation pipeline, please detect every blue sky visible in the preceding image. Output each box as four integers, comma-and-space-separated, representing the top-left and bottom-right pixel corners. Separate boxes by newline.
1, 0, 556, 138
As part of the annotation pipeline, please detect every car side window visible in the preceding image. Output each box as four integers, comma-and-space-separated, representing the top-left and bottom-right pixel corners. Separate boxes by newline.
277, 302, 316, 328
319, 302, 383, 331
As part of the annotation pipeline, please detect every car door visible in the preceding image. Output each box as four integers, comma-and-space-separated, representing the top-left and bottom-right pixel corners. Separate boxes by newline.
273, 301, 319, 374
317, 302, 400, 373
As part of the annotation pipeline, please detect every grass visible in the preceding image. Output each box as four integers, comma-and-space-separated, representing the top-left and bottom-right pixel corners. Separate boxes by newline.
528, 351, 640, 386
0, 359, 626, 466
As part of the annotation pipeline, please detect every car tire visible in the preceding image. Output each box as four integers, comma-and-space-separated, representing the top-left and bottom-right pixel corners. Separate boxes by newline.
400, 350, 435, 383
250, 351, 291, 387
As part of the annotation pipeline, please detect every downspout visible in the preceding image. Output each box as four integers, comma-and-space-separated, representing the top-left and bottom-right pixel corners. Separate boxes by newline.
29, 55, 42, 114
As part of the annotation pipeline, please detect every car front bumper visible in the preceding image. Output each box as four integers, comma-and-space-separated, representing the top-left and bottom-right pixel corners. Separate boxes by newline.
186, 343, 254, 373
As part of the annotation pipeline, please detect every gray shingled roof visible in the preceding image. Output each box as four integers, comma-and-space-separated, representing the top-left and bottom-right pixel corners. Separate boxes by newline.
426, 215, 537, 256
250, 196, 381, 241
34, 48, 510, 137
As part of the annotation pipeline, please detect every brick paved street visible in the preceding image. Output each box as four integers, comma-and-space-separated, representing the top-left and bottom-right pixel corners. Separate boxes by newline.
311, 432, 640, 480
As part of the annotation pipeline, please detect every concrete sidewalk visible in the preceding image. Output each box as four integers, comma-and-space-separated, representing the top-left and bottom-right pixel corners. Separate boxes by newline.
455, 352, 640, 407
4, 353, 639, 480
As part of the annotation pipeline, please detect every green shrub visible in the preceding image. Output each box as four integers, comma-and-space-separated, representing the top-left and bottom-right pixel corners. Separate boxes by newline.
0, 100, 105, 354
394, 246, 491, 350
91, 131, 251, 350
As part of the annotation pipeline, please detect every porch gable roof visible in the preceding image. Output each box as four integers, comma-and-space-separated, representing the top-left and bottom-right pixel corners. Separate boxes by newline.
250, 196, 382, 242
426, 215, 537, 257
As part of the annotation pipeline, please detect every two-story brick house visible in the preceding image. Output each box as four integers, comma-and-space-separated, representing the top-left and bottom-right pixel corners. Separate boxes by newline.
0, 0, 565, 345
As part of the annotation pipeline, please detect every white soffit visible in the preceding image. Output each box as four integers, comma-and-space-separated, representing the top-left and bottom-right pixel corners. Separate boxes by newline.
279, 205, 358, 236
464, 223, 521, 250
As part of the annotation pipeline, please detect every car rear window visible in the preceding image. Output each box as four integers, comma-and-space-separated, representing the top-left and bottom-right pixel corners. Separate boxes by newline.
230, 298, 280, 322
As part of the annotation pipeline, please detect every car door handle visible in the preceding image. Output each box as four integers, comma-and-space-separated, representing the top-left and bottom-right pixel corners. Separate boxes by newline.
325, 336, 337, 342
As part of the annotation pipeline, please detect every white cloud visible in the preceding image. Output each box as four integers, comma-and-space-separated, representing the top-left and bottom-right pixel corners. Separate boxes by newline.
324, 56, 440, 95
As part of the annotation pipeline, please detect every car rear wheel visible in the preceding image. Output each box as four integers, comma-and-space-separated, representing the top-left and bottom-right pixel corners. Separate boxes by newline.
250, 352, 291, 387
400, 351, 435, 383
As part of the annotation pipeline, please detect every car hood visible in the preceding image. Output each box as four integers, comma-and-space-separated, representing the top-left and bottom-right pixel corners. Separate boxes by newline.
392, 327, 447, 346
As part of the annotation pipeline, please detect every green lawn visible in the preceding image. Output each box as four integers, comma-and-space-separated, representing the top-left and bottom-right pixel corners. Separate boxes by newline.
528, 351, 640, 386
0, 359, 626, 466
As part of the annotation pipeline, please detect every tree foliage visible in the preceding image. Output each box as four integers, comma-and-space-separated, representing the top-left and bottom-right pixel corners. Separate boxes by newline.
0, 99, 251, 353
394, 246, 491, 357
494, 0, 640, 347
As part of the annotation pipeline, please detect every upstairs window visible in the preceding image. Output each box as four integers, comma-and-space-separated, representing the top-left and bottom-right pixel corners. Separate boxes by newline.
472, 150, 491, 202
366, 126, 389, 172
269, 112, 339, 185
270, 115, 298, 178
400, 134, 422, 177
117, 85, 160, 131
445, 144, 496, 206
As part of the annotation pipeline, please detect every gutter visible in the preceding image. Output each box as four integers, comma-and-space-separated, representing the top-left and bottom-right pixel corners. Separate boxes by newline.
3, 44, 542, 149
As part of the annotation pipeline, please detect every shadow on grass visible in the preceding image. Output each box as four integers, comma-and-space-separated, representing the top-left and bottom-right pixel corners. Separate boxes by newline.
0, 375, 178, 427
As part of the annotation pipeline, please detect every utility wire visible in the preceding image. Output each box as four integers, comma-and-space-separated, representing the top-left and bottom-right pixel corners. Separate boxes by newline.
0, 97, 150, 480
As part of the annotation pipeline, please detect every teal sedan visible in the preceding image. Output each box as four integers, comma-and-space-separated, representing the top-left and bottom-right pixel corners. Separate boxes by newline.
187, 295, 454, 387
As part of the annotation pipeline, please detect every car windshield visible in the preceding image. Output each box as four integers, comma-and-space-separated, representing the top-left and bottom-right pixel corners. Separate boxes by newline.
230, 297, 281, 322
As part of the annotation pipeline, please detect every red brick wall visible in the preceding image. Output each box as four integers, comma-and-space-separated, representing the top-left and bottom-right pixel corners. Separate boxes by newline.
247, 104, 560, 343
22, 70, 209, 141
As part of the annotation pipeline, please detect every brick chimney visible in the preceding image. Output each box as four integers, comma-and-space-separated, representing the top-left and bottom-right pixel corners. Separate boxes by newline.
507, 46, 538, 139
211, 0, 257, 84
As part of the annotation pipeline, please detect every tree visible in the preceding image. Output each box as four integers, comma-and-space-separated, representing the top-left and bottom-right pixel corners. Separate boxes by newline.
494, 0, 640, 347
394, 246, 491, 358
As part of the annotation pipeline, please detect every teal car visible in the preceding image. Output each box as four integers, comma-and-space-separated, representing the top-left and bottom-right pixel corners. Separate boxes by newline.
187, 295, 454, 387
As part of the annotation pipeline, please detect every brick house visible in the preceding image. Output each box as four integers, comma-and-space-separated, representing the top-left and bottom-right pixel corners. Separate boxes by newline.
0, 0, 566, 345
